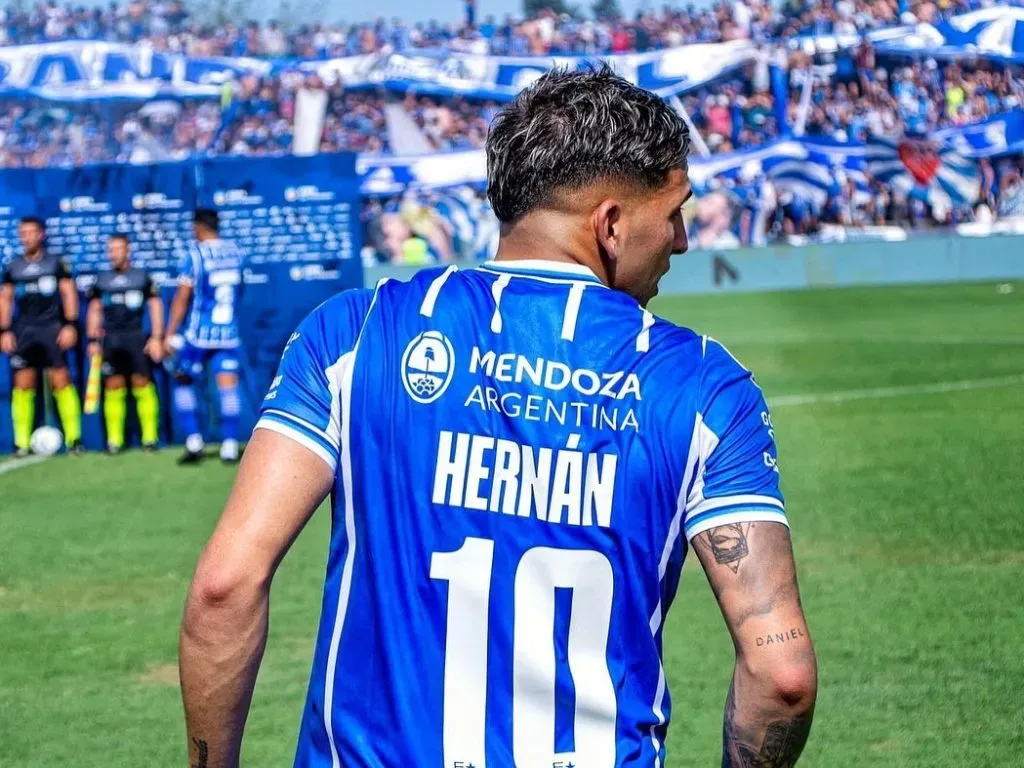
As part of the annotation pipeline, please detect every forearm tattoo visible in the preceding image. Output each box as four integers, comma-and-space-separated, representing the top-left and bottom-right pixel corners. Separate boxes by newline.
722, 680, 814, 767
191, 738, 209, 768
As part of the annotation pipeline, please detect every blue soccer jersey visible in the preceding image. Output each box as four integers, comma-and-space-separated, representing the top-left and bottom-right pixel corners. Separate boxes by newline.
177, 238, 245, 349
256, 260, 788, 768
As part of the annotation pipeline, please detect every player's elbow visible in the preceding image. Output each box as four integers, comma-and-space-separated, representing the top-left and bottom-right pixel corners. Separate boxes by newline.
753, 658, 818, 711
187, 554, 267, 613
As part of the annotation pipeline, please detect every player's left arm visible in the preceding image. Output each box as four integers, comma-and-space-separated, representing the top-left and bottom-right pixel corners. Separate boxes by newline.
57, 259, 79, 350
165, 248, 195, 354
685, 339, 817, 767
180, 291, 369, 768
180, 429, 333, 768
145, 275, 165, 362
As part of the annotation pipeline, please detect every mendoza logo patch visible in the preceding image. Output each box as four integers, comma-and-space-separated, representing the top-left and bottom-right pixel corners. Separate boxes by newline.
402, 331, 455, 404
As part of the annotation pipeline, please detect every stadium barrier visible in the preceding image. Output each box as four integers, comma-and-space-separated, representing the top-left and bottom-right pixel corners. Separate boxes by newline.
365, 233, 1024, 294
0, 154, 363, 454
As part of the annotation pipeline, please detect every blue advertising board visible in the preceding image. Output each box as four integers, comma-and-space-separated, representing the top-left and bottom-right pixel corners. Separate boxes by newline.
0, 153, 363, 453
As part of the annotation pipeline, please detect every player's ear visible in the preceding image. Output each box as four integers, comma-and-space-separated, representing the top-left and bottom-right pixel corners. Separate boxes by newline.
593, 198, 622, 263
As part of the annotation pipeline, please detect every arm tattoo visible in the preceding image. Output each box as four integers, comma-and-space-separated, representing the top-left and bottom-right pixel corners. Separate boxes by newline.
191, 738, 209, 768
695, 523, 753, 573
722, 681, 813, 768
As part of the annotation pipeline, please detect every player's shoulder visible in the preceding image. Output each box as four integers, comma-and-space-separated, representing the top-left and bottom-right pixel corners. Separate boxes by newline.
396, 264, 460, 292
642, 313, 755, 392
43, 252, 69, 272
296, 287, 376, 353
643, 309, 707, 364
92, 270, 112, 289
370, 264, 469, 311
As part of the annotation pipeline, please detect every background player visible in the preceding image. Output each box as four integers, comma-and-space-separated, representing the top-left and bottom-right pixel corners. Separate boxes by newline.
180, 69, 816, 767
86, 234, 164, 454
0, 216, 83, 457
164, 209, 245, 465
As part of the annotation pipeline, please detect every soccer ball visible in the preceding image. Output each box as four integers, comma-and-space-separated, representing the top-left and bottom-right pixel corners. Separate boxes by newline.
29, 426, 64, 457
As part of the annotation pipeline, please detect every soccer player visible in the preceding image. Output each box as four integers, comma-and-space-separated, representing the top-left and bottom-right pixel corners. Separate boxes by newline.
0, 216, 83, 457
163, 209, 245, 465
180, 69, 817, 767
85, 234, 165, 454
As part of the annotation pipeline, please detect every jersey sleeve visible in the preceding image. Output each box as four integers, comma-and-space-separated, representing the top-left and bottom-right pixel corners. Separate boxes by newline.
1, 262, 11, 284
56, 257, 71, 280
254, 288, 375, 472
682, 337, 787, 541
87, 281, 101, 301
144, 273, 157, 299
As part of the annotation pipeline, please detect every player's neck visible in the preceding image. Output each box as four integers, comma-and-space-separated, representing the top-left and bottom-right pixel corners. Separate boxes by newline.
493, 218, 609, 287
23, 248, 43, 262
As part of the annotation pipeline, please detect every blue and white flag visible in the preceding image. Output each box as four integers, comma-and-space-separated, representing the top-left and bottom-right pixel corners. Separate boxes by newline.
307, 40, 760, 101
0, 41, 272, 101
865, 137, 979, 210
875, 7, 1024, 65
930, 109, 1024, 159
686, 139, 871, 208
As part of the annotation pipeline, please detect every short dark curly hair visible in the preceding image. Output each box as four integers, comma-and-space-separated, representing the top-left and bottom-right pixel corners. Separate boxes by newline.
486, 66, 691, 224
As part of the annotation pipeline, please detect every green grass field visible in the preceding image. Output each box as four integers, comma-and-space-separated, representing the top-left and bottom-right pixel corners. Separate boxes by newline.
2, 281, 1023, 767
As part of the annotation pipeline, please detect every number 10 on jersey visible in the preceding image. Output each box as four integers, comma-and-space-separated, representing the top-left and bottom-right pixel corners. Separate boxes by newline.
431, 537, 617, 767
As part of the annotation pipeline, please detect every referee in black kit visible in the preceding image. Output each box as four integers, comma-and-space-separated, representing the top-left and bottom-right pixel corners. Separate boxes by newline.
85, 234, 165, 454
0, 216, 83, 456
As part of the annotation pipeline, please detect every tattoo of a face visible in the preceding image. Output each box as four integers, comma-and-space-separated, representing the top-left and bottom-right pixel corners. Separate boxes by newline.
697, 523, 753, 573
191, 738, 209, 768
723, 680, 814, 768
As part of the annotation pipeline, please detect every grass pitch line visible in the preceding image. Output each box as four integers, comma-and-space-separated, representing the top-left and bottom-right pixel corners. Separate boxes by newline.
0, 454, 50, 475
771, 373, 1024, 408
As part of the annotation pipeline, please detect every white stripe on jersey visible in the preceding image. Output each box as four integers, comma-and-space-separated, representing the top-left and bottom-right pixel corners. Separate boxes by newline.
420, 265, 458, 318
648, 412, 705, 768
323, 285, 386, 768
254, 417, 337, 471
560, 282, 586, 342
636, 310, 655, 353
490, 273, 512, 334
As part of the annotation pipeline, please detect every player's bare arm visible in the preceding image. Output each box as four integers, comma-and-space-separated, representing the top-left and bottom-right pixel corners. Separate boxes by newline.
0, 282, 14, 354
57, 274, 79, 350
692, 522, 817, 767
179, 429, 333, 768
146, 292, 165, 362
164, 282, 192, 356
86, 296, 103, 357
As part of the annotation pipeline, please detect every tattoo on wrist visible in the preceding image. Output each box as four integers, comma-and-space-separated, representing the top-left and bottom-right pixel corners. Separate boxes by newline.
756, 627, 806, 648
723, 680, 813, 767
191, 737, 209, 768
695, 523, 754, 573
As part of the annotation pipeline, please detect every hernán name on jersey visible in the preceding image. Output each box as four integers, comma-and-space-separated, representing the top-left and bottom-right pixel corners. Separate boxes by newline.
432, 430, 617, 528
465, 347, 642, 433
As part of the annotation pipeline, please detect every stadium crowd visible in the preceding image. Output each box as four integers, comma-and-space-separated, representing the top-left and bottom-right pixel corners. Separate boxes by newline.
4, 52, 1023, 166
0, 0, 1008, 55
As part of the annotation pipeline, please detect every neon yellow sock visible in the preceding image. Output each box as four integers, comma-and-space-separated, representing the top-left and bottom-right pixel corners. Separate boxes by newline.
132, 383, 160, 446
53, 385, 82, 445
11, 388, 35, 450
104, 386, 127, 449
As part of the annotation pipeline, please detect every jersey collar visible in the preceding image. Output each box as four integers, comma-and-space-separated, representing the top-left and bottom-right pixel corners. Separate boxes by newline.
480, 259, 606, 286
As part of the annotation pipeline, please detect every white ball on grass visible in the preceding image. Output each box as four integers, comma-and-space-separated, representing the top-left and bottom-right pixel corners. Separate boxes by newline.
29, 426, 64, 457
